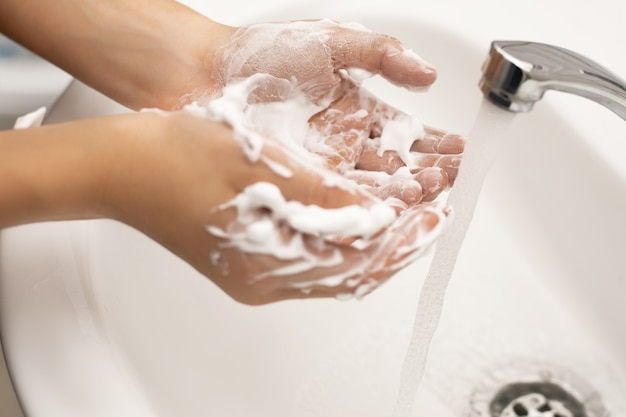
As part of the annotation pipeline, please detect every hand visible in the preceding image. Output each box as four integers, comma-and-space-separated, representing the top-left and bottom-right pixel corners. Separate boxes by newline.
200, 20, 464, 208
1, 10, 463, 304
167, 20, 463, 304
307, 79, 464, 208
201, 19, 437, 105
104, 112, 450, 305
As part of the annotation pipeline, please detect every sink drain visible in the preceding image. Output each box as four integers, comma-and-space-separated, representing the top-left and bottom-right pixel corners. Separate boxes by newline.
491, 381, 586, 417
466, 361, 609, 417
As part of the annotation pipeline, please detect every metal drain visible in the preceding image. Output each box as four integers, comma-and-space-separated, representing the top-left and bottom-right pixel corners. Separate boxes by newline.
491, 382, 586, 417
466, 361, 609, 417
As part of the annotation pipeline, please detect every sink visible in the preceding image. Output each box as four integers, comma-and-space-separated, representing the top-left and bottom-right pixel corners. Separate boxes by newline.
1, 9, 625, 417
0, 50, 71, 130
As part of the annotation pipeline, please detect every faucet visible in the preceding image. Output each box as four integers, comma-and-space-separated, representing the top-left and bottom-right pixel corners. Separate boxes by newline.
479, 40, 626, 120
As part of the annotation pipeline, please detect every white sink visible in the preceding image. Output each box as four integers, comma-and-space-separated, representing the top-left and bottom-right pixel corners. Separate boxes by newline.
1, 8, 625, 417
0, 52, 71, 130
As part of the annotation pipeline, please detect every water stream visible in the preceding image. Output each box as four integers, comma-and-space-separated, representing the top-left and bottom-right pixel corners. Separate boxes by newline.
392, 100, 517, 417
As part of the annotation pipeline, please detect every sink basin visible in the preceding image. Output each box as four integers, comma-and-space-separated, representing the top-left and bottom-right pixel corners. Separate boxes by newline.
1, 9, 625, 417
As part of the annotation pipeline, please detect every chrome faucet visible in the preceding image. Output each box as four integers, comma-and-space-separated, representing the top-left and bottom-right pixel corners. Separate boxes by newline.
479, 40, 626, 120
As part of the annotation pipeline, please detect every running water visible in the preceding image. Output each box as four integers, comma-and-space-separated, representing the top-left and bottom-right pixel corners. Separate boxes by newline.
392, 100, 517, 417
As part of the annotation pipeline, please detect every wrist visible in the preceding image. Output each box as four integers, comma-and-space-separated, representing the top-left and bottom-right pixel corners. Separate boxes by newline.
106, 2, 238, 110
96, 3, 237, 110
0, 114, 147, 227
128, 4, 237, 110
156, 13, 237, 110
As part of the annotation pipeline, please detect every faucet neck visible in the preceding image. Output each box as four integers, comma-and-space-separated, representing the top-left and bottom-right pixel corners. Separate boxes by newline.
480, 40, 626, 121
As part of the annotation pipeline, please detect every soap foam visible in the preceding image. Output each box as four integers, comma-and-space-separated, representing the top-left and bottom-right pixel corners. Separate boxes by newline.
187, 73, 449, 296
212, 181, 396, 240
378, 113, 426, 166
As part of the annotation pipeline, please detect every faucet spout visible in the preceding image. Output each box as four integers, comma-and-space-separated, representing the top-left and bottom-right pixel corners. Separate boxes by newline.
479, 40, 626, 120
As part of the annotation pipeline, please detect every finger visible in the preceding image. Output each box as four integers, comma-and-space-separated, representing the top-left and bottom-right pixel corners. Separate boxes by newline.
354, 203, 448, 300
306, 80, 377, 173
357, 134, 463, 185
213, 228, 377, 304
369, 101, 464, 155
416, 154, 462, 185
248, 138, 376, 209
327, 26, 437, 90
245, 201, 449, 301
410, 127, 465, 155
346, 166, 448, 205
356, 138, 405, 174
414, 167, 449, 201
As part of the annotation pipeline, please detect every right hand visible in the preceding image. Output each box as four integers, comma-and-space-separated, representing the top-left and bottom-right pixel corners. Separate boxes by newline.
105, 111, 450, 304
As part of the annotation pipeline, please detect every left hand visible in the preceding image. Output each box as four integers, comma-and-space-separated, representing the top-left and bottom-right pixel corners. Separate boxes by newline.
195, 20, 464, 208
199, 19, 437, 105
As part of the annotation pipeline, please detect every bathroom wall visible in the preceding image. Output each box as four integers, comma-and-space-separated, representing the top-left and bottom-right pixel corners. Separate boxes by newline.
0, 35, 71, 129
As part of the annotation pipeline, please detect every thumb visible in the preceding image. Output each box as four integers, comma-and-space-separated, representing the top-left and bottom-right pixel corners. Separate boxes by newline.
257, 143, 396, 238
260, 140, 377, 209
327, 25, 437, 90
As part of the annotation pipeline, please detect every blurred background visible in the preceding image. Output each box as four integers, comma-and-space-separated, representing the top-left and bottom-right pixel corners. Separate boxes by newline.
0, 34, 71, 130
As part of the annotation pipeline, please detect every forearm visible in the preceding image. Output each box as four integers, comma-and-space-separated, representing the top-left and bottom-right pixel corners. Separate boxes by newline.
0, 0, 233, 110
0, 115, 144, 228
